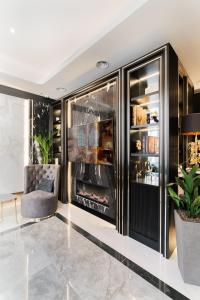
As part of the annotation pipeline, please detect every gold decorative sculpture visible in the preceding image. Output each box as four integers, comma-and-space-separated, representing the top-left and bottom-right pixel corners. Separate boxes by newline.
182, 113, 200, 166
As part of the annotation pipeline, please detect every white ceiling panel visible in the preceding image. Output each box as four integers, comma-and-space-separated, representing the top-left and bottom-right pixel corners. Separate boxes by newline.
0, 0, 148, 84
0, 0, 200, 99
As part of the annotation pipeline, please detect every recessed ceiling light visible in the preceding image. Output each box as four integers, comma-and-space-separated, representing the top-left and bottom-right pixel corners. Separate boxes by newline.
96, 61, 109, 69
56, 87, 67, 92
10, 27, 15, 35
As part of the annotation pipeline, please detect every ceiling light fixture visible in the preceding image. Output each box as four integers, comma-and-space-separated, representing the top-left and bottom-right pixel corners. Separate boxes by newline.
10, 27, 15, 35
96, 61, 109, 69
56, 87, 67, 92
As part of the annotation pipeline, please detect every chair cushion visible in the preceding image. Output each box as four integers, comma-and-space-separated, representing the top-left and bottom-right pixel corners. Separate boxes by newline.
37, 178, 54, 193
22, 190, 53, 201
21, 190, 57, 218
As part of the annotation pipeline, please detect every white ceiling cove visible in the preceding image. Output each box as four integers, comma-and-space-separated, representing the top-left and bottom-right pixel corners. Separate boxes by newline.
0, 0, 148, 84
0, 0, 200, 99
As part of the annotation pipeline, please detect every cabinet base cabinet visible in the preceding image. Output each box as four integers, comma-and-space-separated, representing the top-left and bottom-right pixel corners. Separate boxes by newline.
129, 182, 160, 251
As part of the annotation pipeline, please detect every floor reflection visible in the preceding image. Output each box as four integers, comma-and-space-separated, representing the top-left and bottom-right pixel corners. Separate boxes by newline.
0, 217, 169, 300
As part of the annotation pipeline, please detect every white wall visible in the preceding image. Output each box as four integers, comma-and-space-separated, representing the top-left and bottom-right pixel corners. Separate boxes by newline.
0, 94, 29, 193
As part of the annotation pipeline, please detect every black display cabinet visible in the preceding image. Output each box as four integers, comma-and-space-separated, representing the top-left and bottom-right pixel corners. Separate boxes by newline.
57, 43, 193, 257
52, 101, 62, 164
50, 99, 67, 203
122, 44, 191, 257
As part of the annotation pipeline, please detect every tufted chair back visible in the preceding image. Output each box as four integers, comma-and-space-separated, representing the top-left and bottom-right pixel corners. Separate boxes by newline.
24, 164, 60, 197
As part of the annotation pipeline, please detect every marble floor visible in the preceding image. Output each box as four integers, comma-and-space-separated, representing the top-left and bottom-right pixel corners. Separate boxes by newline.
0, 201, 199, 299
57, 202, 200, 300
0, 216, 170, 300
0, 194, 30, 233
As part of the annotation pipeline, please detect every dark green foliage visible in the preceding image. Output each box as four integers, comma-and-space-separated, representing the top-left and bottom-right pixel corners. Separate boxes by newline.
168, 165, 200, 218
33, 132, 53, 164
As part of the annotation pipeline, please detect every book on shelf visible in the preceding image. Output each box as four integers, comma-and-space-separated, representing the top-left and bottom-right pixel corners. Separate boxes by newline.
131, 106, 147, 126
131, 105, 159, 127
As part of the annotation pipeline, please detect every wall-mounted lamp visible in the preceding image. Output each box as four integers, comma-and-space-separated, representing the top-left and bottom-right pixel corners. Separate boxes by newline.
182, 113, 200, 165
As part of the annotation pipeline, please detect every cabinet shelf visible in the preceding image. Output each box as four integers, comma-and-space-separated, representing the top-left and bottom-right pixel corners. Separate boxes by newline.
130, 91, 159, 103
130, 123, 159, 130
130, 100, 159, 108
130, 179, 159, 187
131, 153, 159, 157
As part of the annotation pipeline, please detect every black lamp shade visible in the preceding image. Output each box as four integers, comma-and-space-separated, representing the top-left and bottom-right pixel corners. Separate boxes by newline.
182, 113, 200, 135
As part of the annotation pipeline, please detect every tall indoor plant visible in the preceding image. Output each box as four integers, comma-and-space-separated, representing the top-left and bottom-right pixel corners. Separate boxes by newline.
33, 132, 53, 164
168, 164, 200, 285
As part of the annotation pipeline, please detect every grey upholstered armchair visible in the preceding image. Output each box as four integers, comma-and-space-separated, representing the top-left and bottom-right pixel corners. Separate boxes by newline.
21, 164, 60, 219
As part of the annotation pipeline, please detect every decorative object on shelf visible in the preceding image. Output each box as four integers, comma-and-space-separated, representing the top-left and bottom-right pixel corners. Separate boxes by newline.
168, 165, 200, 285
33, 132, 54, 164
55, 117, 60, 123
146, 112, 151, 124
144, 160, 152, 178
68, 119, 113, 165
54, 125, 61, 137
133, 140, 142, 152
133, 159, 159, 186
136, 107, 147, 125
151, 111, 159, 123
182, 113, 200, 165
54, 158, 59, 165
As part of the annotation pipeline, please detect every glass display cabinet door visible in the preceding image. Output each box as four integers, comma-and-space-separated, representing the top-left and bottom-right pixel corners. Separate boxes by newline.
129, 59, 160, 186
128, 58, 161, 251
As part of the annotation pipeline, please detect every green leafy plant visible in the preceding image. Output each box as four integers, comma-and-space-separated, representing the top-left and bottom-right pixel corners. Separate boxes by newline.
33, 132, 53, 164
168, 164, 200, 218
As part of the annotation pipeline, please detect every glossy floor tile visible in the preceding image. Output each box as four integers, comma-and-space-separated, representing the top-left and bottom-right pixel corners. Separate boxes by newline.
0, 216, 170, 300
57, 202, 200, 300
0, 195, 29, 233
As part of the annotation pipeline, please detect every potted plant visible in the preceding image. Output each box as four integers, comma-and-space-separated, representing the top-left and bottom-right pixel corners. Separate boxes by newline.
168, 164, 200, 285
33, 132, 53, 164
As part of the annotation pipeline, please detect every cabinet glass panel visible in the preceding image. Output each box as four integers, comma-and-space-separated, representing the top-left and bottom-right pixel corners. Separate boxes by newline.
67, 78, 118, 222
129, 59, 160, 186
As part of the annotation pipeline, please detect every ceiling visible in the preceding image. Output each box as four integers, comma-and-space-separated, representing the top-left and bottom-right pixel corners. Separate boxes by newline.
0, 0, 200, 99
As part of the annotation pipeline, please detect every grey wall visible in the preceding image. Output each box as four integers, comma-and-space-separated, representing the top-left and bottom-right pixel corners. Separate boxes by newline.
0, 85, 55, 193
0, 94, 29, 193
